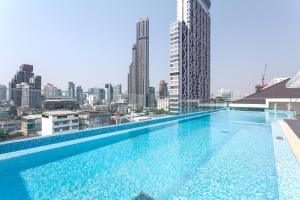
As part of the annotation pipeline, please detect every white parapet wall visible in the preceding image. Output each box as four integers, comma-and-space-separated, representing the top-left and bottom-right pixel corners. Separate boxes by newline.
229, 98, 300, 115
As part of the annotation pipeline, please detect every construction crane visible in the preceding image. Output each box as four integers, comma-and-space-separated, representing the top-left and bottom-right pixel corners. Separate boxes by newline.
255, 65, 268, 93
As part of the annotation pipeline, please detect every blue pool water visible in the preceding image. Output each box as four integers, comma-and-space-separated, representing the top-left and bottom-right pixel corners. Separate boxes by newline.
0, 110, 293, 199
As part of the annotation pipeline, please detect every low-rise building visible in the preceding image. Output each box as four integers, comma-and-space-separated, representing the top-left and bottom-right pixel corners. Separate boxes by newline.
79, 111, 111, 129
0, 107, 11, 119
43, 99, 80, 111
0, 120, 21, 133
21, 114, 42, 136
93, 104, 110, 112
230, 72, 300, 115
41, 110, 79, 136
110, 100, 129, 114
157, 98, 170, 112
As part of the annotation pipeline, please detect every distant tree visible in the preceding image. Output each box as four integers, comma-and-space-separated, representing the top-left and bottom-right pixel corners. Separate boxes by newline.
9, 105, 17, 116
135, 108, 143, 113
0, 130, 8, 140
15, 116, 22, 120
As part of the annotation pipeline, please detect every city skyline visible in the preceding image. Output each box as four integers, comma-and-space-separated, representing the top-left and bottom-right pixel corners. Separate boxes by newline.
0, 0, 300, 95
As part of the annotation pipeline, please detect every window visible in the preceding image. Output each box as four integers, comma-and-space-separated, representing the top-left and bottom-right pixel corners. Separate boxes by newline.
57, 115, 67, 119
72, 125, 79, 129
62, 127, 69, 131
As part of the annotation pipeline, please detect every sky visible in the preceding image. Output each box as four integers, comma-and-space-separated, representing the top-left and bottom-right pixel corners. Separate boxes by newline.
0, 0, 299, 96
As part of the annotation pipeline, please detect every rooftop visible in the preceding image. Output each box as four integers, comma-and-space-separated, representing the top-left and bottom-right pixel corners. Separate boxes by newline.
21, 114, 42, 120
0, 120, 20, 125
44, 99, 77, 102
42, 110, 77, 116
286, 70, 300, 88
237, 78, 300, 104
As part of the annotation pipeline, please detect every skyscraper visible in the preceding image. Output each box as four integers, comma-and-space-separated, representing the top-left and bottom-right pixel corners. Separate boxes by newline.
9, 64, 42, 109
68, 82, 75, 99
169, 0, 211, 114
128, 17, 150, 108
88, 88, 105, 103
105, 83, 113, 103
44, 83, 62, 99
159, 80, 168, 99
0, 85, 7, 101
76, 86, 84, 101
113, 84, 122, 102
148, 87, 156, 109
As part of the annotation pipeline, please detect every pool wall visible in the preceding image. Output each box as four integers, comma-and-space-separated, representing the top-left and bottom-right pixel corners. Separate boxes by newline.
0, 109, 224, 154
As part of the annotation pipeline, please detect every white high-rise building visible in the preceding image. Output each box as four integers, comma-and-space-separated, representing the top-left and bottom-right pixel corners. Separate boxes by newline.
44, 83, 62, 99
157, 98, 170, 112
113, 84, 122, 102
87, 94, 96, 106
170, 0, 211, 114
232, 91, 242, 100
216, 88, 232, 100
216, 88, 242, 100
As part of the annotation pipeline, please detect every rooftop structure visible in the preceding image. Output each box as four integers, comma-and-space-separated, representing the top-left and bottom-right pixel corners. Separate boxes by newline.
230, 76, 300, 115
265, 78, 289, 89
286, 70, 300, 88
42, 110, 78, 116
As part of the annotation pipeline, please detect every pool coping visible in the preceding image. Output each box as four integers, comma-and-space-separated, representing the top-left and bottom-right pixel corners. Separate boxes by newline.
279, 121, 300, 164
272, 121, 300, 200
0, 110, 223, 161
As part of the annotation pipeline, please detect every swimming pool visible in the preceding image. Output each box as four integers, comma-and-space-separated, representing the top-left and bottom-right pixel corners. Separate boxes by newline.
0, 110, 299, 199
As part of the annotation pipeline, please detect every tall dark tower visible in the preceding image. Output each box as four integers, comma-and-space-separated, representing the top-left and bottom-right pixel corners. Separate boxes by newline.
128, 17, 150, 109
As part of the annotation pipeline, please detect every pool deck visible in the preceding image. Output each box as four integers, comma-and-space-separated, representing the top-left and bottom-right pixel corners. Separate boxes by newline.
279, 120, 300, 164
272, 122, 300, 199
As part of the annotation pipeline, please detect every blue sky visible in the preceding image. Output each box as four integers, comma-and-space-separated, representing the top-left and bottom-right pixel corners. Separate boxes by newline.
0, 0, 299, 95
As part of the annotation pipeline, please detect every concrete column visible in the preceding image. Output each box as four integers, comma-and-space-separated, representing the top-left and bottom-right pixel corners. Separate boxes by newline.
288, 102, 291, 111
